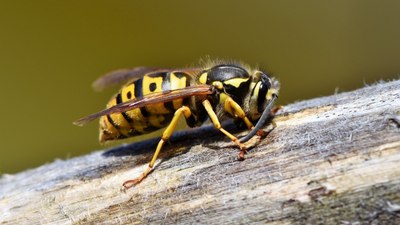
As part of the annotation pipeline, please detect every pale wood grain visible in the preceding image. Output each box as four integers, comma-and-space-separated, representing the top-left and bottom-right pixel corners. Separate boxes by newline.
1, 80, 400, 225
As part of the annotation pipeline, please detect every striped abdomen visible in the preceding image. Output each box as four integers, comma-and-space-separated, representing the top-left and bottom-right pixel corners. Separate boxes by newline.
99, 71, 192, 142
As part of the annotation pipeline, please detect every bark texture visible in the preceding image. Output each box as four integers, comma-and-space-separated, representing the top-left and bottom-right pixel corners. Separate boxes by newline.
1, 80, 400, 225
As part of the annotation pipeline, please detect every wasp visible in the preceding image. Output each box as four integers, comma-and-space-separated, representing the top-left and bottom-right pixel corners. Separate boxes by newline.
74, 61, 279, 188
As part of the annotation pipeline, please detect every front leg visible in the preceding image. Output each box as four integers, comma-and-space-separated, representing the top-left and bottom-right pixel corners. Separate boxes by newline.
224, 97, 254, 130
225, 97, 268, 139
202, 99, 247, 160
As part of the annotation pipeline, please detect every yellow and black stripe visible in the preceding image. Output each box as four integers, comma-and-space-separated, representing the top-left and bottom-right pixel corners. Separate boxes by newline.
99, 71, 192, 142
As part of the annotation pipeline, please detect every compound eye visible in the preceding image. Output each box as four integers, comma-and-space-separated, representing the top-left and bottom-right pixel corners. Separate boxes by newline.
257, 75, 271, 112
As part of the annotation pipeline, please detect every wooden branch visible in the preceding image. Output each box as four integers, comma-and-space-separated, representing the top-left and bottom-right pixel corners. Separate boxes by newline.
1, 80, 400, 224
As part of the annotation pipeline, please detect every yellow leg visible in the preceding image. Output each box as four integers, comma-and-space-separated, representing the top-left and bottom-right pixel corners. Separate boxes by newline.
123, 106, 192, 189
225, 97, 254, 130
225, 97, 267, 143
202, 99, 247, 159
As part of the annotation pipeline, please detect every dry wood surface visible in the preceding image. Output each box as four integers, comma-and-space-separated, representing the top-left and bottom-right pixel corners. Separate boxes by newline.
1, 80, 400, 224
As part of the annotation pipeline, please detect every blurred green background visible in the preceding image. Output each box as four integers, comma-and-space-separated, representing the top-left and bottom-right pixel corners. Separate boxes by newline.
1, 0, 399, 174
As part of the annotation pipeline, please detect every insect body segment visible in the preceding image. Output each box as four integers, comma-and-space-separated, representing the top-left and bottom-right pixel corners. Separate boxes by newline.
74, 61, 279, 188
100, 71, 196, 142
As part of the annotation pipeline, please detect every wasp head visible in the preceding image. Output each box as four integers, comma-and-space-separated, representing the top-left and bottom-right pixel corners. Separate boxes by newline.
245, 70, 279, 121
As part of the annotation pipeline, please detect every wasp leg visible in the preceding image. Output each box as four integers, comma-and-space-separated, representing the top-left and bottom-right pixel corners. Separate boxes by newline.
123, 106, 192, 189
226, 97, 269, 138
225, 97, 259, 158
202, 99, 247, 160
225, 97, 254, 130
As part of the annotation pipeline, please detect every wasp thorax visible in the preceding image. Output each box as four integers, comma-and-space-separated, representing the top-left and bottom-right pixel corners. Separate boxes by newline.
200, 65, 252, 106
207, 65, 249, 82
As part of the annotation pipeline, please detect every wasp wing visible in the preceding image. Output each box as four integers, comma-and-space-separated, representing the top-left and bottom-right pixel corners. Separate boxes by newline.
92, 67, 163, 91
73, 85, 214, 126
92, 67, 201, 91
